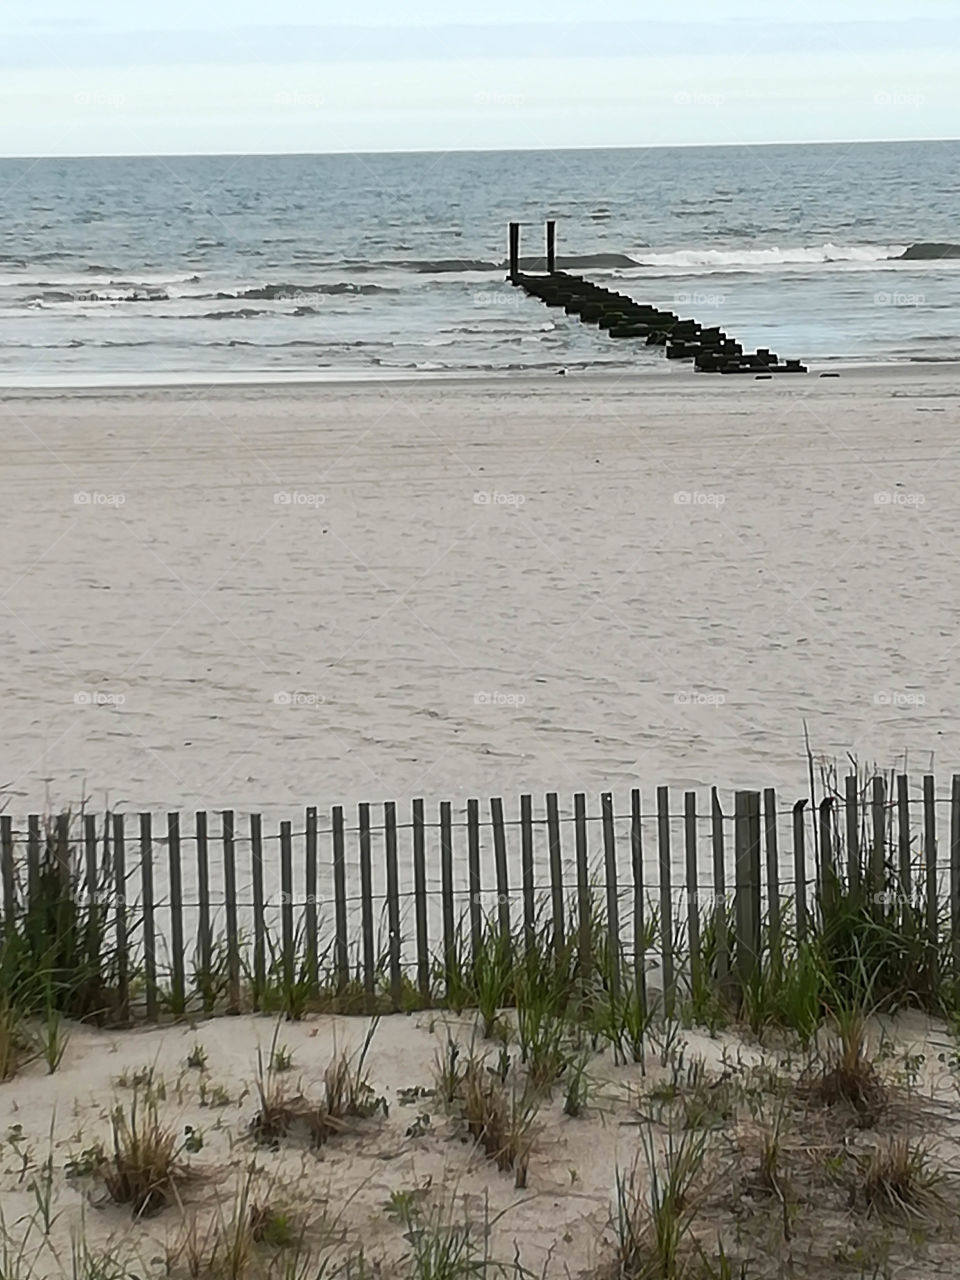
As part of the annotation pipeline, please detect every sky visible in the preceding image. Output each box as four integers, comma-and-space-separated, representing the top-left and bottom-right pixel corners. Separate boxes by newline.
1, 0, 959, 155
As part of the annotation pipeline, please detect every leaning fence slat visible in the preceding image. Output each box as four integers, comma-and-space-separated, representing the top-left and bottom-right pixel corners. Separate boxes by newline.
897, 774, 912, 894
763, 788, 781, 975
305, 807, 319, 991
112, 813, 129, 1023
222, 810, 240, 1015
951, 776, 960, 980
196, 812, 213, 1011
83, 812, 98, 929
520, 794, 535, 953
140, 813, 158, 1021
250, 814, 265, 1010
27, 814, 40, 906
167, 812, 185, 1015
1, 816, 15, 929
384, 802, 402, 1010
491, 797, 511, 950
467, 798, 482, 965
924, 775, 938, 982
657, 786, 674, 1011
332, 806, 349, 990
711, 788, 728, 987
793, 799, 808, 942
280, 820, 294, 994
871, 775, 886, 902
358, 803, 375, 998
631, 789, 646, 1002
440, 801, 455, 997
684, 791, 700, 998
574, 793, 591, 989
601, 792, 620, 999
546, 792, 565, 951
844, 774, 860, 895
818, 798, 836, 922
412, 799, 430, 1002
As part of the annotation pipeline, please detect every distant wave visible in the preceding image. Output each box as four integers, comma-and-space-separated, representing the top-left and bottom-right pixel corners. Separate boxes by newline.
23, 281, 398, 306
632, 243, 907, 269
215, 282, 397, 300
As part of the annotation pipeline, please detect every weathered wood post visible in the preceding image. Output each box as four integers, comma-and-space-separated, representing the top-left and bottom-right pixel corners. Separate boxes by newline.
508, 222, 520, 281
546, 220, 556, 273
734, 791, 762, 997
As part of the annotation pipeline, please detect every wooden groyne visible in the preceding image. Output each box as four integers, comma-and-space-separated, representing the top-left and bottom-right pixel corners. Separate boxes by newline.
508, 221, 807, 375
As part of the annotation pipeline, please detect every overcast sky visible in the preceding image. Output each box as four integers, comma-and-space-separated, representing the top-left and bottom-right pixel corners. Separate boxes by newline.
2, 0, 958, 155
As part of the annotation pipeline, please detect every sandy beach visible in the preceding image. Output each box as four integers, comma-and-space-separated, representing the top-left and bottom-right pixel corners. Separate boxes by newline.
2, 365, 959, 822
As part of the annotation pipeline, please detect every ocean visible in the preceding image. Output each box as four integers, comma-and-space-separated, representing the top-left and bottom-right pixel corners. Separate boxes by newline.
1, 139, 959, 383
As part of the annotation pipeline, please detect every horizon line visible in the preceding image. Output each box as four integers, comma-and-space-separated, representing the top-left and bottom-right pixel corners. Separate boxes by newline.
2, 135, 959, 161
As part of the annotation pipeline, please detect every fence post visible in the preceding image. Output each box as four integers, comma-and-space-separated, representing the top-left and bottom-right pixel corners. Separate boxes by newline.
250, 814, 265, 1011
305, 807, 319, 991
546, 792, 565, 952
280, 820, 294, 996
467, 798, 482, 966
440, 801, 455, 998
384, 802, 402, 1011
601, 792, 620, 1000
167, 812, 185, 1015
112, 813, 129, 1023
222, 810, 240, 1015
844, 774, 860, 896
27, 814, 40, 907
951, 775, 960, 982
358, 803, 375, 999
734, 791, 761, 996
574, 793, 591, 990
139, 813, 158, 1021
763, 788, 780, 978
196, 812, 213, 1012
491, 797, 511, 953
631, 789, 646, 1003
332, 806, 349, 991
924, 775, 938, 984
818, 798, 836, 924
871, 775, 886, 905
897, 774, 911, 895
684, 792, 700, 999
793, 799, 808, 943
711, 788, 728, 991
520, 794, 535, 955
1, 816, 15, 931
657, 786, 674, 1013
412, 799, 430, 1003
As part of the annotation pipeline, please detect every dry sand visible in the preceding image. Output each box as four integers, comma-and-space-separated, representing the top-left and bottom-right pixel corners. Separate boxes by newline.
2, 366, 959, 821
1, 1008, 959, 1279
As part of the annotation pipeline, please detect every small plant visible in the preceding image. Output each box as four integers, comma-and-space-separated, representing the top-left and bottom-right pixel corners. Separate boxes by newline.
456, 1058, 538, 1187
809, 1007, 886, 1125
249, 1202, 300, 1249
563, 1050, 592, 1118
271, 1043, 295, 1073
859, 1137, 943, 1223
0, 1002, 26, 1081
185, 1043, 208, 1071
39, 1003, 70, 1074
614, 1124, 710, 1280
199, 1081, 232, 1109
102, 1088, 192, 1216
65, 1143, 107, 1179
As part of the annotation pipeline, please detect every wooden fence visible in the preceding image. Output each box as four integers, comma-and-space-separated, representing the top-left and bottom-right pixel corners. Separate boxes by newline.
1, 772, 959, 1020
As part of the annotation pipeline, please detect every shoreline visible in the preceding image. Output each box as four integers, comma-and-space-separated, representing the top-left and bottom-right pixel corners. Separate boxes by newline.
2, 356, 960, 396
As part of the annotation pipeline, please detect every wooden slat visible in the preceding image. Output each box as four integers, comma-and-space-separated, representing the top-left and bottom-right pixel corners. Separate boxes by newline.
631, 788, 646, 1002
83, 812, 98, 927
924, 775, 938, 981
250, 813, 265, 1010
27, 814, 40, 906
305, 806, 319, 991
574, 792, 591, 988
601, 791, 620, 999
491, 797, 511, 950
140, 812, 157, 1021
332, 806, 349, 990
897, 773, 912, 895
280, 820, 294, 993
844, 774, 860, 894
520, 794, 535, 954
384, 801, 402, 1010
467, 798, 482, 966
872, 775, 886, 902
763, 788, 781, 975
818, 798, 836, 922
440, 801, 455, 997
196, 812, 213, 1012
793, 800, 808, 943
711, 788, 728, 987
112, 813, 129, 1023
734, 792, 762, 993
412, 799, 430, 1003
684, 791, 700, 997
657, 786, 674, 1011
221, 809, 240, 1015
167, 812, 185, 1015
358, 803, 375, 998
951, 776, 960, 981
0, 816, 15, 929
546, 792, 565, 952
